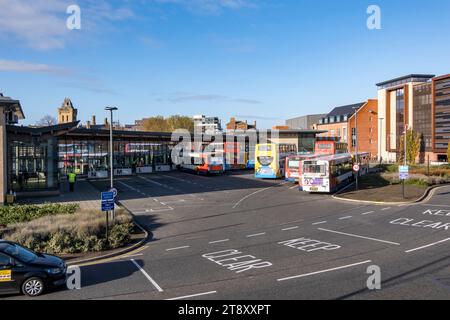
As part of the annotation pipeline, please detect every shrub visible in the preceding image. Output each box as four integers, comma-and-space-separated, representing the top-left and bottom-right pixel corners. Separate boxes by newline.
0, 203, 79, 226
0, 208, 134, 254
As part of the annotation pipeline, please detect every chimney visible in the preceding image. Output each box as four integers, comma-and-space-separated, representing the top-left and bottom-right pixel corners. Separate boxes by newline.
92, 115, 96, 125
86, 121, 91, 129
104, 117, 109, 129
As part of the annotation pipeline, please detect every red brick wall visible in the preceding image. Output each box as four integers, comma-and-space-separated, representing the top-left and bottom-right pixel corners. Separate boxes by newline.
348, 99, 378, 159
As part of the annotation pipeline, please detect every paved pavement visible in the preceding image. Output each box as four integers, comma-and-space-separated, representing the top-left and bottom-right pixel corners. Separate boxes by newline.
5, 171, 450, 300
18, 179, 101, 211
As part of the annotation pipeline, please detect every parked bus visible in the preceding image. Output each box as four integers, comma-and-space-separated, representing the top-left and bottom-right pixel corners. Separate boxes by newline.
179, 152, 225, 175
314, 140, 348, 155
224, 142, 247, 171
285, 153, 315, 182
302, 152, 370, 193
255, 143, 297, 179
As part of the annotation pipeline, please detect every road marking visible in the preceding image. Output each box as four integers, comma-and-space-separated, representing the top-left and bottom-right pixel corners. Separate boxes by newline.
381, 207, 392, 211
124, 253, 144, 258
361, 211, 375, 215
289, 185, 298, 190
281, 219, 303, 225
166, 246, 190, 251
166, 291, 217, 300
130, 259, 163, 292
232, 183, 284, 209
318, 228, 400, 245
246, 232, 266, 238
312, 221, 327, 225
209, 239, 230, 244
405, 238, 450, 253
339, 216, 352, 220
277, 260, 372, 282
282, 226, 299, 231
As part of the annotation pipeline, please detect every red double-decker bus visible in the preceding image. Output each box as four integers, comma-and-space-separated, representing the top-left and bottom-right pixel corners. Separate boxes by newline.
314, 140, 348, 155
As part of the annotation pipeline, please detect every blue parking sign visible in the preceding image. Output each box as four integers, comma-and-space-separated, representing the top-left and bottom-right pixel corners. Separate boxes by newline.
101, 191, 115, 212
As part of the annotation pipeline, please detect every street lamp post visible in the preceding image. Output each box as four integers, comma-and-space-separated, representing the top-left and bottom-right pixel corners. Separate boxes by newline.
353, 106, 359, 191
105, 106, 118, 220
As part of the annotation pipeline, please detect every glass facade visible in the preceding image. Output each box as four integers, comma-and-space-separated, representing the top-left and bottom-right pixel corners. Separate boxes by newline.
395, 88, 405, 149
434, 77, 450, 150
9, 138, 59, 192
413, 83, 432, 151
57, 136, 172, 175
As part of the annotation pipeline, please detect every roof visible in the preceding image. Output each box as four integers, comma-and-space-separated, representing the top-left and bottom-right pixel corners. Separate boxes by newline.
0, 93, 25, 119
376, 74, 435, 87
327, 103, 365, 117
7, 121, 80, 136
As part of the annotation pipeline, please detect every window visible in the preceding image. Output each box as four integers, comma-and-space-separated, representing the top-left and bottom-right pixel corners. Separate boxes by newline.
330, 129, 335, 136
337, 129, 341, 137
0, 253, 12, 267
352, 128, 356, 147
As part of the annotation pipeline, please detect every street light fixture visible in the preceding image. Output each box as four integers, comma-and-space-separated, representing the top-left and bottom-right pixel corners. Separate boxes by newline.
105, 106, 118, 220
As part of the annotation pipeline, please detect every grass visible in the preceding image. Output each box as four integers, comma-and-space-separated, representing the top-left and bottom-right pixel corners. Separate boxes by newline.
338, 174, 429, 202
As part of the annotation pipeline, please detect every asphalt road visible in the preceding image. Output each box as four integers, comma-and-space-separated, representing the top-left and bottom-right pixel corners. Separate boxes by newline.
5, 171, 450, 300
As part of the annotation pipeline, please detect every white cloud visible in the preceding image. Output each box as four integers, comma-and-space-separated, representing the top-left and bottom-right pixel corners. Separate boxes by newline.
0, 59, 71, 76
152, 0, 257, 14
0, 0, 134, 50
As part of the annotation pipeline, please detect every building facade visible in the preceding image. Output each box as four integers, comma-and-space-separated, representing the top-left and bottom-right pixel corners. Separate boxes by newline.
193, 115, 222, 134
347, 99, 378, 159
286, 114, 327, 130
226, 117, 257, 131
377, 74, 450, 163
57, 98, 78, 124
316, 103, 365, 144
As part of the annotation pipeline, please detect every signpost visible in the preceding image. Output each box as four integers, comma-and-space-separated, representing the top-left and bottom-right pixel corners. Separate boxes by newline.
101, 191, 115, 242
399, 165, 409, 199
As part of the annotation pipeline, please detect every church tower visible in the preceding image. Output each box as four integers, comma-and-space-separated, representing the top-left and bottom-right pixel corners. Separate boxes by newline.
58, 98, 78, 124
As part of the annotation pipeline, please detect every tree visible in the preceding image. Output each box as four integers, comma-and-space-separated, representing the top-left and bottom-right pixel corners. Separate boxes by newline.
167, 115, 194, 132
142, 115, 194, 132
399, 129, 421, 165
36, 115, 57, 127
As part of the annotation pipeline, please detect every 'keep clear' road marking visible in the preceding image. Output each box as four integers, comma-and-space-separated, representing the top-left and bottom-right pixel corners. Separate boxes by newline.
279, 238, 340, 252
203, 249, 272, 273
277, 260, 372, 282
130, 259, 163, 292
318, 228, 400, 246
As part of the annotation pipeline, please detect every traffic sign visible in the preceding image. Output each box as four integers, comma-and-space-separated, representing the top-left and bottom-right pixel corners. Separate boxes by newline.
101, 191, 115, 212
399, 166, 409, 180
109, 188, 118, 198
353, 164, 360, 172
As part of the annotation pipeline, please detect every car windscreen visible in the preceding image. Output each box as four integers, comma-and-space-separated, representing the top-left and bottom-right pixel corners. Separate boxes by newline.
0, 243, 37, 263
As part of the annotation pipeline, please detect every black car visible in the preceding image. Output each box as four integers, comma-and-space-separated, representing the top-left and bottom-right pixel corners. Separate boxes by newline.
0, 240, 67, 297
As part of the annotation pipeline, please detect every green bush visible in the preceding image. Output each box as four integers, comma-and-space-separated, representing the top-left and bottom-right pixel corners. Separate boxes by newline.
0, 203, 79, 226
0, 208, 134, 254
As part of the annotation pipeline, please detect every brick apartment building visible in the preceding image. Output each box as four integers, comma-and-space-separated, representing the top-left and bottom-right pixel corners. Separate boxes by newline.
348, 99, 379, 159
226, 117, 257, 131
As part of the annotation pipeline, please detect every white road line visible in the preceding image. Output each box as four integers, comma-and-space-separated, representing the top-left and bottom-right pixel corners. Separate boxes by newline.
281, 219, 303, 225
289, 185, 298, 190
209, 239, 230, 244
312, 221, 327, 225
405, 238, 450, 253
232, 183, 284, 209
282, 226, 299, 231
318, 228, 400, 246
166, 291, 217, 300
246, 232, 266, 238
166, 246, 190, 251
277, 260, 372, 282
381, 207, 391, 211
361, 211, 374, 215
339, 216, 352, 220
130, 259, 163, 292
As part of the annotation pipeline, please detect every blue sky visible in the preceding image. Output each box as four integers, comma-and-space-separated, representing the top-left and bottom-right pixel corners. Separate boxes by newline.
1, 0, 449, 128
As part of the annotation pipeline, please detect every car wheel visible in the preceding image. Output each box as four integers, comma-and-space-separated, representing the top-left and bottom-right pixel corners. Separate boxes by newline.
22, 277, 45, 297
